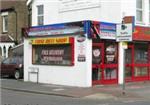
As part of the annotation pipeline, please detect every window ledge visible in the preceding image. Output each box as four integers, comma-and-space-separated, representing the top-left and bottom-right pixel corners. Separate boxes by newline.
2, 31, 8, 34
136, 22, 146, 25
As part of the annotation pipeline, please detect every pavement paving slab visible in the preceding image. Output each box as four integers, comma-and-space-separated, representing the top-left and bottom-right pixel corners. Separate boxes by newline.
1, 78, 150, 101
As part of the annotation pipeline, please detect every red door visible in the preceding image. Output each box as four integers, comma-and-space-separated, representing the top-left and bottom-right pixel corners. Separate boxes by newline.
92, 42, 118, 85
103, 42, 118, 84
125, 45, 134, 81
92, 43, 104, 85
125, 44, 150, 82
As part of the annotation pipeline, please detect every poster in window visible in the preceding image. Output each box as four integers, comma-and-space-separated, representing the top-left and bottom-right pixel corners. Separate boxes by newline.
105, 44, 117, 63
92, 47, 101, 64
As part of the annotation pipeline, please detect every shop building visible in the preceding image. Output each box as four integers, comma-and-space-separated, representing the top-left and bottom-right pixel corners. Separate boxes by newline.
24, 20, 150, 87
25, 0, 150, 87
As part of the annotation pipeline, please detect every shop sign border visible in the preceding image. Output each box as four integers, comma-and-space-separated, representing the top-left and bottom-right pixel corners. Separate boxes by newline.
31, 37, 72, 45
26, 21, 84, 37
99, 22, 116, 39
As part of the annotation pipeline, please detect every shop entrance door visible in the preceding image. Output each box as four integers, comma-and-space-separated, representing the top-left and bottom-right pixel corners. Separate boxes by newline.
92, 42, 118, 85
92, 43, 104, 85
125, 45, 134, 81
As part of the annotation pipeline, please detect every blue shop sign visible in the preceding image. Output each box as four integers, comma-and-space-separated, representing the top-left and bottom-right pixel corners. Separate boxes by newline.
100, 22, 116, 39
26, 21, 85, 37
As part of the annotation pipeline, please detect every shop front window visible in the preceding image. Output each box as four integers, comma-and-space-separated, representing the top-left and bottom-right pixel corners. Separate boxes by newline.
32, 44, 73, 66
105, 43, 117, 64
104, 68, 117, 80
92, 46, 102, 64
134, 43, 148, 63
92, 68, 102, 81
125, 48, 132, 64
125, 67, 132, 78
134, 67, 148, 77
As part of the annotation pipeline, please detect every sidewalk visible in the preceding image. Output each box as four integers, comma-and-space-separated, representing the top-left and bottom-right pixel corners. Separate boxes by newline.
1, 78, 150, 100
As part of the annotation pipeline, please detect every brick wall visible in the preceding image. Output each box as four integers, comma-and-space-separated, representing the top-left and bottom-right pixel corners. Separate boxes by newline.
0, 0, 28, 44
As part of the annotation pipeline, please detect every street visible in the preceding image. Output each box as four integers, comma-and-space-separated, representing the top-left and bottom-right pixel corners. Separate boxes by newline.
1, 84, 150, 105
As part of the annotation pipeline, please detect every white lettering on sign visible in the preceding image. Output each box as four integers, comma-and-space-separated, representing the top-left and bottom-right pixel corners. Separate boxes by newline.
41, 50, 64, 56
116, 23, 132, 42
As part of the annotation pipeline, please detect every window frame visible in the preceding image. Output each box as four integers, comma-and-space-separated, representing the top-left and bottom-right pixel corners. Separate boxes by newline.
136, 0, 144, 23
1, 12, 8, 33
32, 37, 74, 66
37, 5, 44, 26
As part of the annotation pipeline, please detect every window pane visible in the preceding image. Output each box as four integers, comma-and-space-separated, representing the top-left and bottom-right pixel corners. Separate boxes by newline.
134, 67, 148, 76
3, 16, 8, 32
125, 67, 132, 78
105, 43, 117, 64
136, 10, 143, 21
136, 0, 142, 9
32, 44, 73, 66
38, 16, 43, 25
134, 43, 148, 63
104, 68, 117, 80
37, 5, 43, 15
92, 68, 102, 81
92, 46, 102, 64
125, 48, 132, 63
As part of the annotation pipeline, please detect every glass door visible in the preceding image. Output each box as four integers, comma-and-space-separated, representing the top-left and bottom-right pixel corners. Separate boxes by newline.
103, 42, 118, 84
92, 43, 104, 85
134, 43, 149, 81
125, 45, 134, 81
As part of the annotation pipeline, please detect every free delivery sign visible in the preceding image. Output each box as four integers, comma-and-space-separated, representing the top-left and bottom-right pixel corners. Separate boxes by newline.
100, 22, 116, 39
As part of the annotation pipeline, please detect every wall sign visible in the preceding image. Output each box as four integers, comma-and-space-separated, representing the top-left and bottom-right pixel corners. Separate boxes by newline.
133, 26, 150, 41
89, 21, 116, 39
27, 21, 84, 37
100, 22, 116, 39
31, 37, 71, 45
116, 23, 133, 42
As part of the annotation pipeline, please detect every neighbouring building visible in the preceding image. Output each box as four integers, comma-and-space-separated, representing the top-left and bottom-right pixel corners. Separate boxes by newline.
0, 0, 28, 61
24, 0, 150, 87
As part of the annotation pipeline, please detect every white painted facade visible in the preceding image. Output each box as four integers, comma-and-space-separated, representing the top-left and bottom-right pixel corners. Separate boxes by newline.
29, 0, 150, 26
24, 0, 150, 87
0, 42, 14, 59
24, 36, 92, 87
